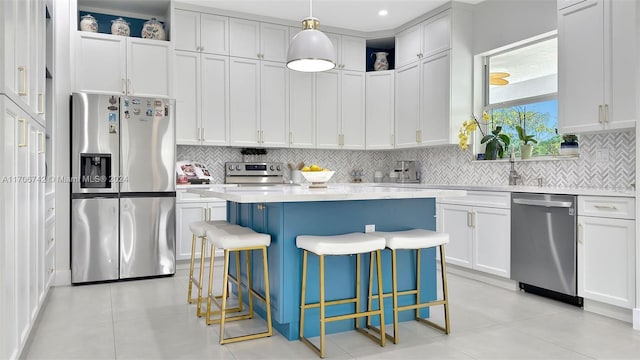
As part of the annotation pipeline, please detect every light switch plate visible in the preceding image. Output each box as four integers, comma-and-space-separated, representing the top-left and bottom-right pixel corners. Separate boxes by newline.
365, 224, 375, 233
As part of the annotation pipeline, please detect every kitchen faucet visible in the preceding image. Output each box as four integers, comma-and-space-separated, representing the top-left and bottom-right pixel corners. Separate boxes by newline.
508, 145, 521, 185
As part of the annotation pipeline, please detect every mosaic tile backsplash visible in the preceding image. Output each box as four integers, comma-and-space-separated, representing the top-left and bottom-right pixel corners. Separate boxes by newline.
177, 130, 635, 190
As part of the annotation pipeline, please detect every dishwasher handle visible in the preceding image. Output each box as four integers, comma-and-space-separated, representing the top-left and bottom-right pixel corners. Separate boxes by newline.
512, 198, 573, 208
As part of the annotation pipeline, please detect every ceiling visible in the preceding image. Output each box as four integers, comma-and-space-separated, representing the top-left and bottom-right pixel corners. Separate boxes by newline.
176, 0, 484, 32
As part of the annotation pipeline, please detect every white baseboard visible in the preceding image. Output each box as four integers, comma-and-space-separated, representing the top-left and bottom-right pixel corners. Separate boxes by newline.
634, 308, 640, 330
583, 299, 633, 324
54, 269, 71, 286
444, 264, 517, 291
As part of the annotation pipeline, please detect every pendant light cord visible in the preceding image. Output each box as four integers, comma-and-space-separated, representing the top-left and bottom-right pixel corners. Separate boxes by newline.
309, 0, 313, 18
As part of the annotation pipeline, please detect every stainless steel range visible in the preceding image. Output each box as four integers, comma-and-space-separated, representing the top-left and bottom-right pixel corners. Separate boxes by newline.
225, 162, 285, 185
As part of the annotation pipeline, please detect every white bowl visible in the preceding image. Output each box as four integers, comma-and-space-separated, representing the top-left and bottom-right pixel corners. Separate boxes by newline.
300, 171, 335, 187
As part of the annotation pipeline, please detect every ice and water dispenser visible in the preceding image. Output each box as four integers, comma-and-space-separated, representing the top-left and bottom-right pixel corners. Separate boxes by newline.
79, 153, 111, 188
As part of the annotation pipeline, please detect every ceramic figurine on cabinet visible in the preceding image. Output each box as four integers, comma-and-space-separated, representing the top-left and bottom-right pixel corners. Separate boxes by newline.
141, 18, 166, 40
79, 14, 98, 32
111, 17, 130, 36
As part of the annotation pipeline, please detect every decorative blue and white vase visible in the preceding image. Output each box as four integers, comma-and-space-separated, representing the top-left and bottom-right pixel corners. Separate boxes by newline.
141, 18, 166, 40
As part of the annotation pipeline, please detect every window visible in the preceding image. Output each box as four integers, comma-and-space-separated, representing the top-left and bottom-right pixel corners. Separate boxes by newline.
484, 36, 561, 157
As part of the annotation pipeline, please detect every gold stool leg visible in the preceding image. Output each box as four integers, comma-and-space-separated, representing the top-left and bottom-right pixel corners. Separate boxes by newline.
366, 252, 374, 329
196, 235, 207, 317
246, 250, 254, 318
299, 250, 308, 341
235, 250, 243, 311
219, 249, 231, 344
187, 233, 197, 304
415, 249, 421, 321
440, 245, 451, 334
319, 254, 326, 358
375, 249, 386, 347
355, 253, 361, 330
391, 249, 399, 344
206, 243, 216, 323
262, 246, 273, 336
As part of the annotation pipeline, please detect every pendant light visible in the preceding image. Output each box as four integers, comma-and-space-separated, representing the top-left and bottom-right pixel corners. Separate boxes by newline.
286, 0, 336, 72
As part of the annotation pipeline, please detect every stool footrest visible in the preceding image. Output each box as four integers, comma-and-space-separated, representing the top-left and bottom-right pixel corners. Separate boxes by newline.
301, 297, 357, 310
416, 317, 448, 333
324, 309, 383, 323
365, 324, 396, 343
220, 329, 273, 345
397, 299, 447, 312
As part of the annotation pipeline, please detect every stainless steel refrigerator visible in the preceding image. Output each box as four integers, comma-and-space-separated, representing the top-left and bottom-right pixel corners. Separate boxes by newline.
71, 93, 176, 283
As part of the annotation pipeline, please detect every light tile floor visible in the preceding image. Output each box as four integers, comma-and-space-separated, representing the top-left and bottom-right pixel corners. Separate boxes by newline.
25, 265, 640, 359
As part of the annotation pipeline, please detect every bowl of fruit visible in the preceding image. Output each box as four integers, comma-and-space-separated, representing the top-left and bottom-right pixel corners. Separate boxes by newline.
300, 165, 334, 188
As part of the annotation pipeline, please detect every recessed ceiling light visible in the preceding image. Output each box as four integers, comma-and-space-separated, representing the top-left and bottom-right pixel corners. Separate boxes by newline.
378, 9, 388, 16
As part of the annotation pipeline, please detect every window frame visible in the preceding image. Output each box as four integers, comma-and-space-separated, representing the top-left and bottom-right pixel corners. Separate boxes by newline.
475, 33, 563, 159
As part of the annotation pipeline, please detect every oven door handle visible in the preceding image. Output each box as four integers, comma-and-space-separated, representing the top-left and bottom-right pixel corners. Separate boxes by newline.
513, 198, 573, 208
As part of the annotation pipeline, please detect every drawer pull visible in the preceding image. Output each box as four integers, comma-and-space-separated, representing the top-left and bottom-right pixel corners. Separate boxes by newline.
48, 268, 54, 274
49, 237, 55, 243
593, 205, 617, 210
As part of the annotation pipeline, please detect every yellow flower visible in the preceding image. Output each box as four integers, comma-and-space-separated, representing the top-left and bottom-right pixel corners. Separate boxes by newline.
482, 111, 490, 121
466, 121, 477, 132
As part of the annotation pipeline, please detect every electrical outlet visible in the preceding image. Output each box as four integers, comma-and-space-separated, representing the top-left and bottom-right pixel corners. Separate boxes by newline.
365, 224, 375, 233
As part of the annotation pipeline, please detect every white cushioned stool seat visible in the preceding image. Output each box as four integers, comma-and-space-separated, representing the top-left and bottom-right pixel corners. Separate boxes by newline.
206, 225, 271, 250
296, 232, 385, 255
189, 220, 232, 237
374, 229, 449, 250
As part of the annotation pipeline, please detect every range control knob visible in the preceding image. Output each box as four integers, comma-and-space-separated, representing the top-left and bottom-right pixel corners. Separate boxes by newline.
276, 165, 281, 171
270, 165, 275, 171
235, 165, 241, 171
228, 165, 234, 171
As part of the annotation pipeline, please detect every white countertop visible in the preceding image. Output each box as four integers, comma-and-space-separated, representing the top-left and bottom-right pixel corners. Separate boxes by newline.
187, 184, 467, 203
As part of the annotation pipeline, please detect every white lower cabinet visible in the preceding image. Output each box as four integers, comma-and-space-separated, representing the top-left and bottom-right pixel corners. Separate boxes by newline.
176, 190, 227, 261
437, 191, 511, 278
577, 196, 635, 309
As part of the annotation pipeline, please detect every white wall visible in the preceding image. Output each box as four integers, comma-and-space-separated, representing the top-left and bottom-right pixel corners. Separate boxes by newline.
473, 0, 557, 54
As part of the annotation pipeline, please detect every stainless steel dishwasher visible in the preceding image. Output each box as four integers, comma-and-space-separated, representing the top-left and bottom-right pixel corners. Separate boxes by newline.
510, 193, 582, 305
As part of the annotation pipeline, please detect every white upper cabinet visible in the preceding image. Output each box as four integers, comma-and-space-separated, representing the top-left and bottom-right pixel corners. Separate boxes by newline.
289, 70, 315, 148
394, 7, 472, 148
395, 62, 421, 148
75, 32, 127, 95
1, 0, 47, 121
395, 24, 422, 68
174, 51, 229, 146
230, 18, 289, 62
127, 38, 172, 98
229, 58, 288, 148
174, 9, 229, 55
365, 70, 395, 150
558, 0, 636, 133
326, 33, 366, 71
316, 70, 365, 149
396, 10, 452, 68
75, 32, 172, 98
422, 11, 451, 58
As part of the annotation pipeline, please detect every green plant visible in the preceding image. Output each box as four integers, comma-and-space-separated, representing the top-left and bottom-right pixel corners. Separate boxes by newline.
516, 125, 538, 145
481, 126, 510, 160
562, 134, 578, 143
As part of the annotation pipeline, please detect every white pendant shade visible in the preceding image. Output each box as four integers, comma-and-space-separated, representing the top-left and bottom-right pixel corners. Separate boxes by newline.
287, 17, 336, 72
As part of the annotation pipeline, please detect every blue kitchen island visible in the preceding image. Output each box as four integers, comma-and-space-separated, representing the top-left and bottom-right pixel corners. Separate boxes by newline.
189, 184, 465, 340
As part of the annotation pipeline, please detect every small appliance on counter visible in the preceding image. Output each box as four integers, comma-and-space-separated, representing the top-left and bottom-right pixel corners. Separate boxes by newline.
394, 160, 420, 183
176, 160, 213, 184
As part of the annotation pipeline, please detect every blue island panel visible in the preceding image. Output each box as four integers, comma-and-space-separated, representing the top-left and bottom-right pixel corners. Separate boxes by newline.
227, 198, 437, 340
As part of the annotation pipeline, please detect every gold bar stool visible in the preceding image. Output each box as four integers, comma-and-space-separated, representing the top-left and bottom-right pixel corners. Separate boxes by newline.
296, 233, 387, 358
367, 229, 450, 344
205, 225, 273, 344
187, 220, 238, 317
